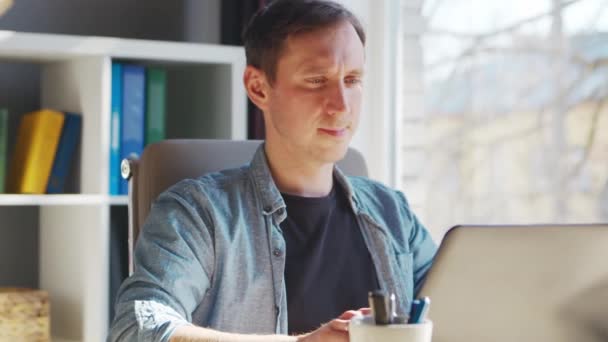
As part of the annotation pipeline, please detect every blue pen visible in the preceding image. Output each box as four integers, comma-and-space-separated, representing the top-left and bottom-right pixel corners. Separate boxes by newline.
407, 299, 421, 324
416, 297, 431, 323
408, 297, 431, 324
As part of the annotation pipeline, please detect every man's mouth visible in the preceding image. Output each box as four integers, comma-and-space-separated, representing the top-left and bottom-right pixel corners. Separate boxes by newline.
318, 127, 348, 137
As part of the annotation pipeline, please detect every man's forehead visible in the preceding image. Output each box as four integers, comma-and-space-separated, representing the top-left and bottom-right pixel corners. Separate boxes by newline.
282, 41, 365, 74
294, 57, 364, 74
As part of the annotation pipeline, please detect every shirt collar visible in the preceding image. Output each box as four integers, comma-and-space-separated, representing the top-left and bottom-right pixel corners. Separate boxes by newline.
248, 143, 361, 218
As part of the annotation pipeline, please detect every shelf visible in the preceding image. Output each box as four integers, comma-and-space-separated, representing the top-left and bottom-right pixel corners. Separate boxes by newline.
0, 29, 247, 342
0, 30, 244, 64
0, 194, 128, 206
108, 195, 129, 205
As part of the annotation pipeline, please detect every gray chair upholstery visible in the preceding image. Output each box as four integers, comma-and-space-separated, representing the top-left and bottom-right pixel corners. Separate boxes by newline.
123, 139, 368, 273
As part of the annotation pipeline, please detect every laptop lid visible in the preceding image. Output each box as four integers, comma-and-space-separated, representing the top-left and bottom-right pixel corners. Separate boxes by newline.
419, 224, 608, 342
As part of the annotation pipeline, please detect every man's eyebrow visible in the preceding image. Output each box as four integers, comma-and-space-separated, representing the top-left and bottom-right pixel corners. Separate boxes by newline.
348, 69, 364, 76
297, 65, 365, 76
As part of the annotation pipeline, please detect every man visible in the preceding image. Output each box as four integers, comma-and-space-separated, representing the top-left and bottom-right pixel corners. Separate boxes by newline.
108, 1, 437, 341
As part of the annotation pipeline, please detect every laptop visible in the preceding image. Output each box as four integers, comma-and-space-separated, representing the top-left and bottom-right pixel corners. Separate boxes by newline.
418, 224, 608, 342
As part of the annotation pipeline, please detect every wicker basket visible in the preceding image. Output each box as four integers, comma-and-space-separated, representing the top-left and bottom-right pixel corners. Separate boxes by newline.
0, 288, 50, 342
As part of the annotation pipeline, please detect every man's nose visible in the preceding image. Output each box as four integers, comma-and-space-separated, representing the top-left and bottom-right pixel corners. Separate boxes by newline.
326, 83, 350, 116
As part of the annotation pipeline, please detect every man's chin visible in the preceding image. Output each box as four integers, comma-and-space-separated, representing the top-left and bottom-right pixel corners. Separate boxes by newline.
316, 144, 350, 164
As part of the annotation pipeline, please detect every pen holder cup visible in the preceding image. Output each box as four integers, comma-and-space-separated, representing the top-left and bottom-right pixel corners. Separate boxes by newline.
349, 315, 433, 342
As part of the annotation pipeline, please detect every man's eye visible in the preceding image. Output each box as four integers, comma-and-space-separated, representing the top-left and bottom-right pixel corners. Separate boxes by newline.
307, 78, 325, 85
345, 78, 361, 84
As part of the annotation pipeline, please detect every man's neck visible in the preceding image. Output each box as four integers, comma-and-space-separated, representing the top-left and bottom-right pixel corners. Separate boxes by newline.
264, 143, 334, 197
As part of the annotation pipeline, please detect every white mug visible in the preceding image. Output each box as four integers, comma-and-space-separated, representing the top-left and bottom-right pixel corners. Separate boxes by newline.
349, 315, 433, 342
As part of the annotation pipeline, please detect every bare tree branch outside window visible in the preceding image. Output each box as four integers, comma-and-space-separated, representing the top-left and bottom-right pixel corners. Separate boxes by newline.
411, 0, 608, 239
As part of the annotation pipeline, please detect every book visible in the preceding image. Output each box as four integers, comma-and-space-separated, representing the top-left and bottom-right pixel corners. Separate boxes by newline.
145, 67, 167, 146
46, 113, 82, 194
109, 62, 123, 195
0, 109, 7, 193
7, 109, 65, 194
120, 64, 146, 195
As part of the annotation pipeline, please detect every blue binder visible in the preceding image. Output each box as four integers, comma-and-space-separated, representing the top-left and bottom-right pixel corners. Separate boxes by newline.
119, 64, 146, 195
110, 62, 123, 195
47, 113, 82, 193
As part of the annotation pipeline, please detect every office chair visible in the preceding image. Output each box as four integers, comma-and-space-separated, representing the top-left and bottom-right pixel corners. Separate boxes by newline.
121, 139, 369, 274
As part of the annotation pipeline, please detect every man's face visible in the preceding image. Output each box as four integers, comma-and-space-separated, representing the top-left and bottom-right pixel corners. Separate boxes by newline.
263, 20, 365, 164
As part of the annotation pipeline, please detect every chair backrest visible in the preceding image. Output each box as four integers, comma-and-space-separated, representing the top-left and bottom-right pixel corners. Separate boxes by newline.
124, 139, 368, 273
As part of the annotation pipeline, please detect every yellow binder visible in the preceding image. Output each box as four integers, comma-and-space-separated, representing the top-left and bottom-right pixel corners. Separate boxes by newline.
8, 109, 65, 194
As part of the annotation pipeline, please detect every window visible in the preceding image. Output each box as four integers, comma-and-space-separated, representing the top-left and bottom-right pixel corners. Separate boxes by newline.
401, 0, 608, 240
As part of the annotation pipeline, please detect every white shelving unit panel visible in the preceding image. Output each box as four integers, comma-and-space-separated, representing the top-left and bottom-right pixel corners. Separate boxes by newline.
0, 194, 112, 206
42, 56, 108, 194
40, 205, 110, 341
0, 30, 244, 63
0, 30, 247, 342
107, 196, 129, 206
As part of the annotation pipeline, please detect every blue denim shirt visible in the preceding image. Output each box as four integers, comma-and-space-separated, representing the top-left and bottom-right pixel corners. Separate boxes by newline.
108, 145, 437, 342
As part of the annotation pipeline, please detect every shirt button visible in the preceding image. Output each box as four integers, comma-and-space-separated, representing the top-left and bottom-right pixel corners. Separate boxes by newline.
273, 248, 283, 257
264, 206, 272, 213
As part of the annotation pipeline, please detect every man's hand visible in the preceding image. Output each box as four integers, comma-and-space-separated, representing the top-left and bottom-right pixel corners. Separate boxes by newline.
297, 308, 371, 342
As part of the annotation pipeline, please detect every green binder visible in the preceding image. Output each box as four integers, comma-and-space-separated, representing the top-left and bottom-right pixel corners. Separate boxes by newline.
145, 68, 167, 145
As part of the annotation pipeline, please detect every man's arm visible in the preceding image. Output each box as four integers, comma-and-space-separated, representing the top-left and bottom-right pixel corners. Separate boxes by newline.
397, 192, 438, 294
170, 326, 297, 342
108, 188, 215, 341
169, 310, 362, 342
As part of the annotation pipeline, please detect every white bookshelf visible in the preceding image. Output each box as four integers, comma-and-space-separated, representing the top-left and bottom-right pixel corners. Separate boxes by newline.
0, 194, 122, 206
0, 31, 247, 342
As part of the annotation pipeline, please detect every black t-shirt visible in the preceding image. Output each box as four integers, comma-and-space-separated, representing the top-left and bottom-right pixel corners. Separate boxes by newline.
280, 182, 379, 335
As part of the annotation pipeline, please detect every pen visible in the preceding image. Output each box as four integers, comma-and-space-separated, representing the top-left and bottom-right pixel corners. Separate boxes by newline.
388, 293, 410, 324
417, 297, 430, 323
368, 290, 391, 325
407, 299, 421, 324
389, 293, 396, 320
408, 297, 431, 324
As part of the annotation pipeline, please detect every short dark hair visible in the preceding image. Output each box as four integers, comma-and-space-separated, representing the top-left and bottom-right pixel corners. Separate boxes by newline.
243, 0, 366, 84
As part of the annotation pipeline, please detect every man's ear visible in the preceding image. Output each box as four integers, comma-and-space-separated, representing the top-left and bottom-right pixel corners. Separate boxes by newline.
243, 66, 271, 112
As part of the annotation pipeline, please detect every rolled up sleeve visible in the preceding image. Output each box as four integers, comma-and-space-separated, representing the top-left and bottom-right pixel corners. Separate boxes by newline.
108, 187, 215, 342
